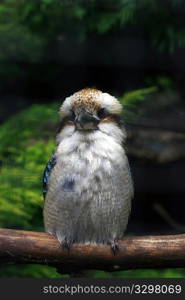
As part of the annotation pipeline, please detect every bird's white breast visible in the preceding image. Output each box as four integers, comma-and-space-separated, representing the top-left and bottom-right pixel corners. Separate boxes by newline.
56, 123, 126, 182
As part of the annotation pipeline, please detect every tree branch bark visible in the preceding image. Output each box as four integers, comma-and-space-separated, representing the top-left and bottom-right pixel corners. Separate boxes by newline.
0, 228, 185, 273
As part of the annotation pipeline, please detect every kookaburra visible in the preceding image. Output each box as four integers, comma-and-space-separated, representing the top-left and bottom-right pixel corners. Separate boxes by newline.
43, 88, 133, 253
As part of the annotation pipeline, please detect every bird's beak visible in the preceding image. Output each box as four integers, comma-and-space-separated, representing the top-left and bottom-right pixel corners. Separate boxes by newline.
75, 112, 100, 130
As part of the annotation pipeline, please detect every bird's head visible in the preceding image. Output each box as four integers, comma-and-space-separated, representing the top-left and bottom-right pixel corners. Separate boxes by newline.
59, 88, 123, 132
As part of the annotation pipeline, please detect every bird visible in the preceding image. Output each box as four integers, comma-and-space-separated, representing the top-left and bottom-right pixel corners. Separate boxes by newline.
43, 88, 133, 254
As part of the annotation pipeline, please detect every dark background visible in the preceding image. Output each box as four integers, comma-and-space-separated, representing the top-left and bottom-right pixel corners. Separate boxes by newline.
0, 0, 185, 277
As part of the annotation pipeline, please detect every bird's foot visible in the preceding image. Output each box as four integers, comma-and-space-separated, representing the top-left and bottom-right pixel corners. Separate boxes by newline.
61, 238, 72, 251
110, 240, 119, 256
56, 233, 72, 251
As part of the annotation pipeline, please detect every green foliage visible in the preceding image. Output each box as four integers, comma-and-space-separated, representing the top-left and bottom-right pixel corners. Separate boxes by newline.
0, 0, 184, 86
119, 86, 158, 122
146, 76, 174, 91
0, 264, 68, 278
0, 103, 60, 277
0, 0, 184, 64
0, 104, 59, 231
120, 86, 157, 106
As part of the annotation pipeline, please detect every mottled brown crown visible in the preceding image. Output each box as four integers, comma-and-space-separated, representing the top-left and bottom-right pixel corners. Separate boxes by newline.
72, 88, 102, 113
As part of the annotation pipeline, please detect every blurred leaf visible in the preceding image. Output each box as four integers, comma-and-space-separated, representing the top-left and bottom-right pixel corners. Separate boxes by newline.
120, 86, 157, 106
119, 86, 158, 123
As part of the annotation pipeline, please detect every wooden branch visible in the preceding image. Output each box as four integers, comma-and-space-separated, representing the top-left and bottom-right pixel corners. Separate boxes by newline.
0, 228, 185, 273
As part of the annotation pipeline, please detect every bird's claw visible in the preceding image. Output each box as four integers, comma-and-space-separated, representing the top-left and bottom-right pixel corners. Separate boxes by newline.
61, 238, 72, 251
111, 241, 119, 255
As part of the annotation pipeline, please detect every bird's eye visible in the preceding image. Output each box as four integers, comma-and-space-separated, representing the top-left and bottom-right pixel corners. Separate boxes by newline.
70, 109, 76, 120
97, 108, 106, 118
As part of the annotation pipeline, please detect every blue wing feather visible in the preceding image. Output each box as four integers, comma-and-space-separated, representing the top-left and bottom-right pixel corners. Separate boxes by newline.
43, 154, 56, 199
